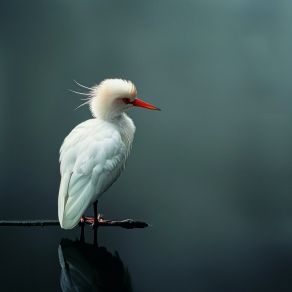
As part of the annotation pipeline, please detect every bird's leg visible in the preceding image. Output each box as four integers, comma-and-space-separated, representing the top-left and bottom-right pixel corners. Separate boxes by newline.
80, 216, 85, 243
93, 201, 98, 246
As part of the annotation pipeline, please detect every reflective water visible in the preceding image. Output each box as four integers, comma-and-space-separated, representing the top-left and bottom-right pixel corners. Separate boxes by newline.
59, 239, 132, 292
1, 226, 292, 291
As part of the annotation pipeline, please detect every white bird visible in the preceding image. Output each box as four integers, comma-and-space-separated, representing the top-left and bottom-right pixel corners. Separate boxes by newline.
58, 79, 160, 230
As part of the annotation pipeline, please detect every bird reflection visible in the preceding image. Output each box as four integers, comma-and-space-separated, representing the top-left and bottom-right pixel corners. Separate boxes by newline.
58, 239, 132, 292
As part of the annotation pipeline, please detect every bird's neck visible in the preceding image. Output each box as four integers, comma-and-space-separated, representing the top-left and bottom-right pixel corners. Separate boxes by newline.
110, 113, 136, 149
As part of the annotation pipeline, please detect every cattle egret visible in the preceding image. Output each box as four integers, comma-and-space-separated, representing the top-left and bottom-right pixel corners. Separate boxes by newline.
58, 79, 160, 232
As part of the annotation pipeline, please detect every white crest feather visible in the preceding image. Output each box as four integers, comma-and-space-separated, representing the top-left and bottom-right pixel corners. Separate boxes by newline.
69, 80, 93, 110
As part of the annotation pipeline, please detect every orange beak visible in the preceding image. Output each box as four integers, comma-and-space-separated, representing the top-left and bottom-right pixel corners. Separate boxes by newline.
132, 98, 161, 111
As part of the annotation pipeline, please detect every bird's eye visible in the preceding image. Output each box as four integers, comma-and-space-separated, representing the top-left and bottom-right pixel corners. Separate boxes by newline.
122, 98, 132, 104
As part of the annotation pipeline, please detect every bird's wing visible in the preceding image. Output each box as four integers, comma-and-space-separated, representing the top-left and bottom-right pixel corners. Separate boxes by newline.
58, 120, 127, 229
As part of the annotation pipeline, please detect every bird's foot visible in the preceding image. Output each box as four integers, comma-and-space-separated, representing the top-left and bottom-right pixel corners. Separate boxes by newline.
97, 213, 105, 223
81, 215, 106, 226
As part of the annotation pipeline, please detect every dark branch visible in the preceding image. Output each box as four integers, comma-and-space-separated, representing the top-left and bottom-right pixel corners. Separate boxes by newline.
0, 219, 148, 229
0, 220, 59, 227
97, 219, 148, 229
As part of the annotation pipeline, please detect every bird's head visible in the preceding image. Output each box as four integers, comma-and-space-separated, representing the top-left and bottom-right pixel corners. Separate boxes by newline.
81, 79, 160, 120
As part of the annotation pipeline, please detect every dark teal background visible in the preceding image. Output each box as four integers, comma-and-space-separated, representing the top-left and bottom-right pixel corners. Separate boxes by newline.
1, 1, 292, 291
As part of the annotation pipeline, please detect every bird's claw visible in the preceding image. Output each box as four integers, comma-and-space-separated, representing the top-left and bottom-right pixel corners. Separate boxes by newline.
97, 214, 105, 223
80, 214, 106, 227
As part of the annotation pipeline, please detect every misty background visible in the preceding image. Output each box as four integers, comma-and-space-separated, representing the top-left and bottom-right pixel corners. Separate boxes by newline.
1, 1, 292, 291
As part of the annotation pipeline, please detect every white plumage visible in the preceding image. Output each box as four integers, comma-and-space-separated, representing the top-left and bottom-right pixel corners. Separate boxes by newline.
58, 79, 159, 229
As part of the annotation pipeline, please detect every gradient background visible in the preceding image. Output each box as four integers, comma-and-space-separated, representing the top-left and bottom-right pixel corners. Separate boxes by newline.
1, 1, 292, 291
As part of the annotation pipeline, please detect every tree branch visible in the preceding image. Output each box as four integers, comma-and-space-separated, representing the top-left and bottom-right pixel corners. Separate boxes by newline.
0, 219, 148, 229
